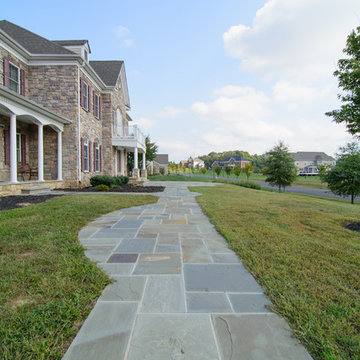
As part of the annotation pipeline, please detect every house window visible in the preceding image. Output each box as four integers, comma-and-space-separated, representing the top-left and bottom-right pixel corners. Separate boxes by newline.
84, 50, 88, 62
16, 133, 21, 162
81, 81, 89, 110
83, 138, 89, 171
95, 143, 100, 171
94, 93, 100, 118
9, 63, 19, 93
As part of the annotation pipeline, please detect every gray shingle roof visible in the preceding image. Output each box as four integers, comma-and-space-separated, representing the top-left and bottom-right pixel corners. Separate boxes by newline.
155, 154, 169, 165
0, 20, 74, 55
291, 152, 335, 161
53, 40, 88, 46
89, 61, 123, 86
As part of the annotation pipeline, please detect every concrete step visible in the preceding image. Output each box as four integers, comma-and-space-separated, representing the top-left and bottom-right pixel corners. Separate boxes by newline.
21, 185, 51, 195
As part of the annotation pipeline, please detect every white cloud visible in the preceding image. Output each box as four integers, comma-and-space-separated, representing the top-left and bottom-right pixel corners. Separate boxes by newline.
157, 106, 185, 119
124, 39, 135, 47
116, 25, 130, 38
272, 81, 320, 103
133, 117, 156, 130
223, 0, 360, 81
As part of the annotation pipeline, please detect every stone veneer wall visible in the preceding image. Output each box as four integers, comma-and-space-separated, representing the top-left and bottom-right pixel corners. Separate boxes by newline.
27, 65, 79, 187
0, 47, 29, 88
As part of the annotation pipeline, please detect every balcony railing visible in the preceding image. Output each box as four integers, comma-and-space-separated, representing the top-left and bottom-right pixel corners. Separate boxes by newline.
113, 125, 146, 150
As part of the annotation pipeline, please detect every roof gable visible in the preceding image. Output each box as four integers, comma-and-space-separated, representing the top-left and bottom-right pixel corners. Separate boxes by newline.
291, 152, 335, 161
0, 20, 74, 55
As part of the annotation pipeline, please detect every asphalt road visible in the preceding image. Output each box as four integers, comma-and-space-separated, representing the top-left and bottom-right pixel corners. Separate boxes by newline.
178, 174, 357, 203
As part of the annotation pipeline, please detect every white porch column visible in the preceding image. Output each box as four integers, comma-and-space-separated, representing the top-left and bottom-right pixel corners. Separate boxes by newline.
115, 150, 118, 176
142, 152, 146, 170
57, 131, 63, 181
38, 124, 44, 181
120, 148, 125, 175
10, 114, 17, 183
134, 147, 138, 169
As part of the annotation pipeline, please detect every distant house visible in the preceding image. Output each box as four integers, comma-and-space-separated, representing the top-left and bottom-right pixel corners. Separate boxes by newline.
291, 152, 335, 175
148, 154, 168, 175
179, 157, 205, 168
211, 156, 251, 170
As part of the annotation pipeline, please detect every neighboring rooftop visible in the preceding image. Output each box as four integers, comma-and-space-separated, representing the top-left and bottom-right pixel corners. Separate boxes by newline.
154, 154, 169, 165
291, 152, 335, 161
89, 61, 124, 87
0, 20, 74, 55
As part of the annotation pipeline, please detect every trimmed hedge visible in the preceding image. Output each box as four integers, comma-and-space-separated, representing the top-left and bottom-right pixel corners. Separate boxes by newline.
90, 175, 129, 187
214, 179, 261, 190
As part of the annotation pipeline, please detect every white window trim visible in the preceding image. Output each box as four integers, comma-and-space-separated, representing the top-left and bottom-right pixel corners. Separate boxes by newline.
95, 143, 100, 172
94, 93, 100, 118
83, 138, 89, 172
82, 81, 89, 111
16, 132, 21, 162
9, 63, 20, 94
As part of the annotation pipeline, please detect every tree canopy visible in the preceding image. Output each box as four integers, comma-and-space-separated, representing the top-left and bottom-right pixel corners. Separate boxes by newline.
319, 142, 360, 204
263, 141, 297, 192
326, 26, 360, 135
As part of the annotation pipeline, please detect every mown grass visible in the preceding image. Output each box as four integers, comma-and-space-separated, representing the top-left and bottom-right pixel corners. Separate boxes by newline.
0, 194, 157, 360
190, 184, 360, 360
150, 173, 328, 189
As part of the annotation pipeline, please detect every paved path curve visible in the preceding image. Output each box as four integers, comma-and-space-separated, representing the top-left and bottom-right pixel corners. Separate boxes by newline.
64, 182, 313, 360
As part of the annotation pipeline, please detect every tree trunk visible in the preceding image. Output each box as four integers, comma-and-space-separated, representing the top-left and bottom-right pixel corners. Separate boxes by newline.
351, 193, 354, 204
279, 184, 281, 192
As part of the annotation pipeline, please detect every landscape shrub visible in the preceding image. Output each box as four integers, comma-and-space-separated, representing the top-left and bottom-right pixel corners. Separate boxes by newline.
214, 179, 261, 190
96, 184, 110, 191
90, 175, 129, 187
114, 175, 129, 185
90, 175, 115, 187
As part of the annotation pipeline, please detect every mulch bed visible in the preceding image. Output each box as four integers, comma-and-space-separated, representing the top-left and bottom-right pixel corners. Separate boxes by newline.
344, 222, 360, 232
54, 184, 165, 193
0, 195, 63, 211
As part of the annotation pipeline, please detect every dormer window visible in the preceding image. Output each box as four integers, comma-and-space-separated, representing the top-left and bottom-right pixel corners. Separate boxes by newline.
84, 50, 88, 62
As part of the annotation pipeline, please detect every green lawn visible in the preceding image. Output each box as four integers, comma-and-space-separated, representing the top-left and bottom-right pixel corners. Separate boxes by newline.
190, 184, 360, 360
151, 172, 328, 189
0, 194, 157, 360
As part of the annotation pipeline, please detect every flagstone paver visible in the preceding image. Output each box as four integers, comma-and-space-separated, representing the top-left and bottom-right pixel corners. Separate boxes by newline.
63, 181, 313, 360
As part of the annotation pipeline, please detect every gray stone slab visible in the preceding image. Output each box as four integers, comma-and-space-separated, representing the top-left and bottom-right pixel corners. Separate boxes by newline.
184, 264, 263, 292
203, 238, 232, 253
107, 253, 138, 263
182, 244, 213, 263
93, 228, 138, 239
133, 253, 181, 274
84, 246, 114, 262
127, 314, 219, 360
81, 238, 121, 247
212, 314, 313, 360
157, 233, 180, 245
78, 227, 100, 240
141, 224, 198, 234
113, 219, 144, 228
114, 238, 156, 253
229, 293, 272, 313
141, 275, 185, 313
63, 302, 137, 360
99, 276, 146, 301
97, 263, 134, 277
187, 292, 232, 313
212, 253, 241, 263
155, 244, 181, 253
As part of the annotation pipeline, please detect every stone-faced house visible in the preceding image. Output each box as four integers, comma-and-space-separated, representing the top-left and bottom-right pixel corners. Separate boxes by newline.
211, 156, 250, 170
148, 154, 169, 175
0, 20, 146, 194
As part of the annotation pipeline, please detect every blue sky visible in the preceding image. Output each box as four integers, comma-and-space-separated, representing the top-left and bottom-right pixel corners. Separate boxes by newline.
3, 0, 360, 161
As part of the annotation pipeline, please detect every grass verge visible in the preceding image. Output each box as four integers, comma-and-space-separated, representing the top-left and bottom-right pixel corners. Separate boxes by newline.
0, 194, 157, 360
190, 184, 360, 360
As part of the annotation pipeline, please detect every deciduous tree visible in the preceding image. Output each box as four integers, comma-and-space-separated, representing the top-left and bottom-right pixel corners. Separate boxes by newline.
326, 27, 360, 135
264, 141, 297, 192
319, 142, 360, 204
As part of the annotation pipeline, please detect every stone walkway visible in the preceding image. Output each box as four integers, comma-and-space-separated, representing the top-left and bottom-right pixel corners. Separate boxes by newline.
63, 182, 313, 360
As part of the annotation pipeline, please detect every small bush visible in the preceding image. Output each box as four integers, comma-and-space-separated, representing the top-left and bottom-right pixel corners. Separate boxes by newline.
214, 179, 261, 190
160, 168, 165, 175
90, 175, 115, 187
114, 175, 129, 185
96, 184, 110, 191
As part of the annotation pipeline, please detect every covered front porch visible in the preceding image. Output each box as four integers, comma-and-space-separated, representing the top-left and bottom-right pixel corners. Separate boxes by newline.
0, 86, 71, 192
112, 124, 147, 181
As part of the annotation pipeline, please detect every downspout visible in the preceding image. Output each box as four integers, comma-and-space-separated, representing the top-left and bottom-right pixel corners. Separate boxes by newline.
77, 65, 81, 184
